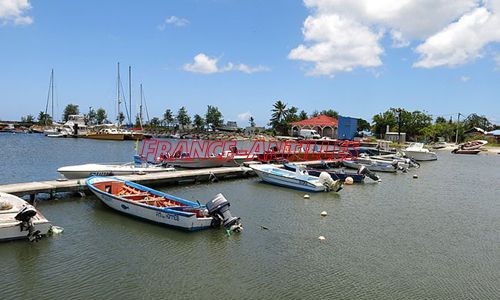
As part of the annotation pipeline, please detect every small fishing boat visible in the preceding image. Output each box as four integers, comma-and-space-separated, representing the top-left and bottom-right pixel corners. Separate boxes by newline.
86, 176, 242, 232
283, 163, 380, 183
58, 159, 175, 179
0, 192, 52, 242
402, 143, 437, 161
249, 164, 343, 192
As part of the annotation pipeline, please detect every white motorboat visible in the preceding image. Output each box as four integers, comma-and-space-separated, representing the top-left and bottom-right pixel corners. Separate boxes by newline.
86, 176, 242, 232
250, 164, 343, 192
0, 192, 52, 242
57, 162, 175, 179
402, 143, 437, 161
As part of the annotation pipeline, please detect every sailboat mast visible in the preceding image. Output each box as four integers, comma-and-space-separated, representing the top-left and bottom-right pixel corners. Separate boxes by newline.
51, 69, 54, 122
129, 65, 132, 126
139, 83, 143, 130
117, 62, 121, 126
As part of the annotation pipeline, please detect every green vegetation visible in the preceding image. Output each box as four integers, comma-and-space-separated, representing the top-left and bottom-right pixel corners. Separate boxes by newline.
62, 104, 80, 122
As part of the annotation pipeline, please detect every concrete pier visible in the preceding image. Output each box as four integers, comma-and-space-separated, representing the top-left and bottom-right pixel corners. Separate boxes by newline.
0, 166, 256, 198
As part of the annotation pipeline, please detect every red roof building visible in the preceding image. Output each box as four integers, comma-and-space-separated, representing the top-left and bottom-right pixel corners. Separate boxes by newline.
290, 115, 338, 138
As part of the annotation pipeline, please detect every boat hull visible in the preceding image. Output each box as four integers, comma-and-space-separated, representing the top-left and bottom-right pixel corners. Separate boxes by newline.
343, 160, 397, 173
58, 163, 174, 179
452, 149, 481, 155
167, 158, 226, 169
250, 165, 327, 192
283, 163, 365, 183
402, 150, 437, 161
85, 133, 125, 140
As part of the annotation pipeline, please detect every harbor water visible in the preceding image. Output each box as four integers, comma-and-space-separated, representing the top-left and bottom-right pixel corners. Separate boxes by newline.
1, 134, 499, 299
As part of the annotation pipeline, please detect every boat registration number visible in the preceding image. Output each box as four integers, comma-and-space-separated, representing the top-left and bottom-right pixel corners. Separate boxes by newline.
90, 172, 114, 176
156, 211, 179, 221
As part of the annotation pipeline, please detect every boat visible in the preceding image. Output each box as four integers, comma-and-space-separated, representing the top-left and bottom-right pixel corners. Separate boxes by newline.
85, 176, 243, 232
458, 140, 488, 150
85, 125, 125, 140
402, 143, 437, 161
158, 151, 232, 169
431, 141, 448, 149
57, 158, 175, 179
0, 192, 52, 242
451, 148, 481, 155
249, 164, 343, 192
221, 147, 258, 167
342, 156, 399, 173
283, 163, 380, 183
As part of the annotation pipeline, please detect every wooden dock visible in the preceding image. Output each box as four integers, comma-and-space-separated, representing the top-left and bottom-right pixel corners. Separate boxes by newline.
0, 166, 256, 199
0, 159, 343, 200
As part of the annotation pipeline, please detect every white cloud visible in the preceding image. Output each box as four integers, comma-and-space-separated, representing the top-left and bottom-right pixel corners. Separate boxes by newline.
237, 111, 252, 121
460, 75, 471, 82
290, 0, 500, 75
0, 0, 33, 25
288, 14, 383, 76
158, 16, 189, 30
183, 53, 270, 74
414, 7, 500, 68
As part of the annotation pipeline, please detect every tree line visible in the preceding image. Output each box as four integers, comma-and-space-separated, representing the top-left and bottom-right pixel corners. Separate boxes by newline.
20, 101, 498, 142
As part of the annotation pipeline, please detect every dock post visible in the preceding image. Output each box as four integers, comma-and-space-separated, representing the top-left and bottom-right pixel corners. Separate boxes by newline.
29, 194, 36, 204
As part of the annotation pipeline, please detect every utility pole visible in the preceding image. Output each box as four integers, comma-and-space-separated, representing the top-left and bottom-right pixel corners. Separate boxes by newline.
455, 113, 461, 144
397, 108, 402, 144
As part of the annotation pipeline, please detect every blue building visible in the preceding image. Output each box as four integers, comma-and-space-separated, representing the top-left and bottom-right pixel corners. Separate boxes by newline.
337, 116, 358, 140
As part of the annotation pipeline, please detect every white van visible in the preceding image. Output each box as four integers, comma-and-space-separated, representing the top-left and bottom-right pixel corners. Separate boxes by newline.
299, 129, 321, 139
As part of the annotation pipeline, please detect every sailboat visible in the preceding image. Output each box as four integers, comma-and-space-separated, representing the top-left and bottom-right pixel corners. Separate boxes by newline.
41, 69, 64, 136
86, 64, 150, 141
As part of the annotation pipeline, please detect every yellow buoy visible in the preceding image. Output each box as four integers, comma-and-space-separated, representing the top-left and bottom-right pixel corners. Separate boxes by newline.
345, 177, 354, 185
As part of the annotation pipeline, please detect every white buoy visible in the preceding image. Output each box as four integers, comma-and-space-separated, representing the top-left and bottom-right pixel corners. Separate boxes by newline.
303, 194, 310, 199
345, 177, 354, 185
318, 236, 326, 241
320, 211, 328, 216
413, 174, 418, 179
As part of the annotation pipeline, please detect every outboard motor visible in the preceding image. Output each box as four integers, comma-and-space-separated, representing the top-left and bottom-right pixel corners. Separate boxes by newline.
206, 193, 242, 233
391, 160, 408, 173
15, 205, 42, 242
407, 158, 420, 168
357, 165, 380, 182
319, 172, 343, 192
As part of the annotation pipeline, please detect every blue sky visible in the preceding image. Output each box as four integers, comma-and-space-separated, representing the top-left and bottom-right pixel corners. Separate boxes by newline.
1, 0, 499, 126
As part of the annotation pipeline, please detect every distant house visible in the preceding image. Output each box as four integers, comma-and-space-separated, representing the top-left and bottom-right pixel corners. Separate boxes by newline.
290, 115, 338, 138
244, 126, 265, 134
385, 131, 406, 143
486, 129, 500, 143
217, 121, 239, 132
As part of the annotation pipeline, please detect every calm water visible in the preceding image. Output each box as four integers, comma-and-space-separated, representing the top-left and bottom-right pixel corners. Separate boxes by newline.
1, 134, 499, 299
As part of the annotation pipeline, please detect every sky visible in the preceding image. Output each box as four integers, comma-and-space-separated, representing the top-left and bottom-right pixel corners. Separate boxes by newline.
1, 0, 499, 126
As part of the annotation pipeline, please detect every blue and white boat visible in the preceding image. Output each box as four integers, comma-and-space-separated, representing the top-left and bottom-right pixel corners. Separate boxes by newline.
283, 163, 380, 183
249, 164, 343, 192
86, 176, 242, 232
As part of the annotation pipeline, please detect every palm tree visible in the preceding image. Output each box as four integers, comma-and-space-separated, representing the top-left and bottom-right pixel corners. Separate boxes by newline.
269, 100, 288, 135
